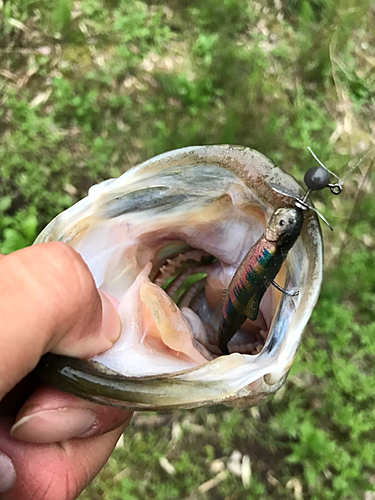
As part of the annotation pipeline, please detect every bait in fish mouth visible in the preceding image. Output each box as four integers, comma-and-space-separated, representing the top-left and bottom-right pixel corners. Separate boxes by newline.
218, 147, 343, 356
34, 145, 333, 410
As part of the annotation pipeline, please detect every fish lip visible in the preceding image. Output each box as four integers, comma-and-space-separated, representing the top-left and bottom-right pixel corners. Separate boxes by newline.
36, 351, 287, 411
35, 145, 323, 409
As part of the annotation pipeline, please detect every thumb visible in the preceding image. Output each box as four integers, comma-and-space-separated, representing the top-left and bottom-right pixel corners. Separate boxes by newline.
0, 242, 121, 400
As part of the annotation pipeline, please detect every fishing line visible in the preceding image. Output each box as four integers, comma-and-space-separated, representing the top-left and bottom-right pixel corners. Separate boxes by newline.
338, 145, 375, 185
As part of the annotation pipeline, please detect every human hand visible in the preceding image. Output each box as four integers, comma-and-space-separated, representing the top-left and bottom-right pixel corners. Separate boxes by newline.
0, 242, 132, 500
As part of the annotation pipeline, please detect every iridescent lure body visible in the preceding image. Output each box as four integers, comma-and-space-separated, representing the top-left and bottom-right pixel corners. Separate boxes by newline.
218, 148, 343, 355
219, 208, 304, 354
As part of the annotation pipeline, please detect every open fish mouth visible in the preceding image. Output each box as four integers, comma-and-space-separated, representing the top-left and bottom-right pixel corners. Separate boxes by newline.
35, 145, 323, 410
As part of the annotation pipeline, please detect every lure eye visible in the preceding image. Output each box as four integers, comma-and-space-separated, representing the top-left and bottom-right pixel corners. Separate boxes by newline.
279, 220, 285, 227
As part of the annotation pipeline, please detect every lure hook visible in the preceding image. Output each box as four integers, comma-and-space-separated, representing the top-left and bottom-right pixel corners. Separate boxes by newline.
270, 147, 344, 231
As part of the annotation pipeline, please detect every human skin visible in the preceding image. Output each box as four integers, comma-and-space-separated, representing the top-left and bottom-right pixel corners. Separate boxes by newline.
0, 242, 133, 500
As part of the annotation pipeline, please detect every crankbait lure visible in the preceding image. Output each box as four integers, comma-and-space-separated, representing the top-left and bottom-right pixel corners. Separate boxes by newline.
218, 148, 342, 355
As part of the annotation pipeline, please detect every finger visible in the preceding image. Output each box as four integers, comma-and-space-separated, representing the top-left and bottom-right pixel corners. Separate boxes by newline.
0, 242, 121, 399
9, 387, 132, 443
0, 416, 131, 500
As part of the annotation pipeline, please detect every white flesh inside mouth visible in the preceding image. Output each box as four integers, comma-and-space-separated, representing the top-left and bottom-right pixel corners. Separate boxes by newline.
65, 166, 283, 377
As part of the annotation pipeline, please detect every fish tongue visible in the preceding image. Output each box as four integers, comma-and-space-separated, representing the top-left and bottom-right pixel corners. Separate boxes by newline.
139, 281, 207, 364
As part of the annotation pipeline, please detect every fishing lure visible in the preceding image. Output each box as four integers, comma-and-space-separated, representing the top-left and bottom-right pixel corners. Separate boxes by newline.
218, 148, 343, 355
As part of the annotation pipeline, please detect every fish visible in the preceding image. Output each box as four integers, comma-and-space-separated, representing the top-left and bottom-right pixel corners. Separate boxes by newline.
34, 145, 323, 411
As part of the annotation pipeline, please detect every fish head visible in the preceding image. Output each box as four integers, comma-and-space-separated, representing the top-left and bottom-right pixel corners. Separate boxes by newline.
35, 145, 323, 410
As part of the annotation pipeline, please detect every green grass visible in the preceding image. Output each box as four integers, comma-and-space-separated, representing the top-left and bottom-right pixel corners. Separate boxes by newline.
1, 0, 374, 498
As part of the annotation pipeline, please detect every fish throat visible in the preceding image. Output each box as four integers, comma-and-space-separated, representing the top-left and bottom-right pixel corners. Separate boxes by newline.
148, 243, 270, 360
142, 206, 303, 362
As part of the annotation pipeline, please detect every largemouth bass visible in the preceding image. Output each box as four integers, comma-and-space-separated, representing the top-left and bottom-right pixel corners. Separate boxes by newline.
35, 145, 323, 410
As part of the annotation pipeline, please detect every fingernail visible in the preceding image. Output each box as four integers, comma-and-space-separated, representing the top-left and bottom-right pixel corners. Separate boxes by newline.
0, 451, 16, 493
76, 409, 133, 439
10, 408, 97, 443
100, 292, 122, 345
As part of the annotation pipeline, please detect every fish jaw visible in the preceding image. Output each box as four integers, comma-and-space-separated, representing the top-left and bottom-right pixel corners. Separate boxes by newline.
35, 145, 323, 410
